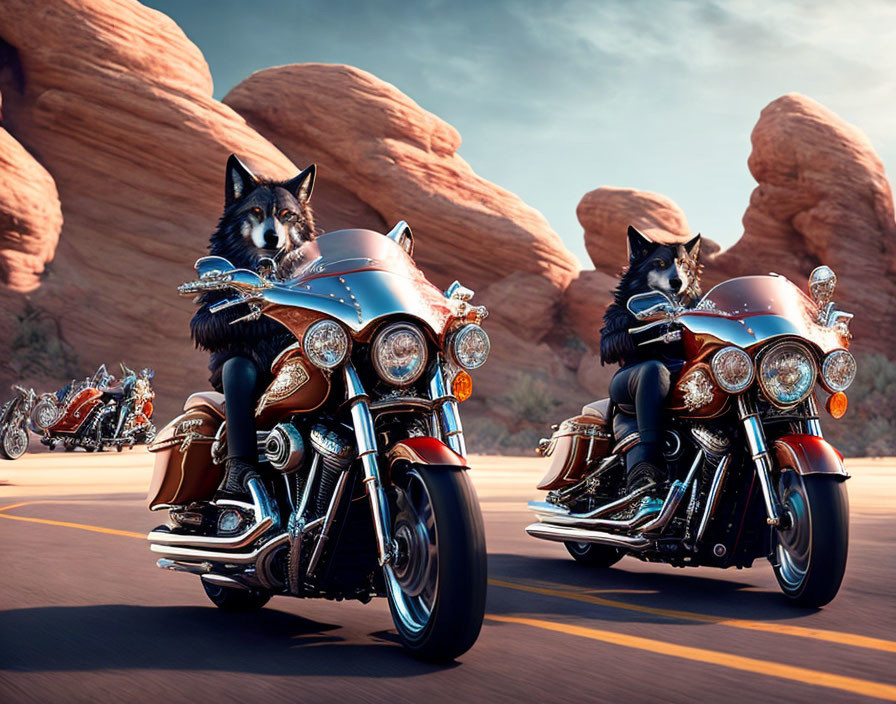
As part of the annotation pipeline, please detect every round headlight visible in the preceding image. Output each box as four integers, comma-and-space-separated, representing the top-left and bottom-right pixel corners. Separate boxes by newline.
303, 320, 349, 370
711, 346, 754, 393
372, 323, 428, 386
450, 324, 490, 370
758, 342, 817, 407
822, 349, 856, 392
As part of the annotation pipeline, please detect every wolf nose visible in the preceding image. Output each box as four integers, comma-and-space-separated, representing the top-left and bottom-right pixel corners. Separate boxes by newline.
263, 230, 278, 248
670, 277, 683, 291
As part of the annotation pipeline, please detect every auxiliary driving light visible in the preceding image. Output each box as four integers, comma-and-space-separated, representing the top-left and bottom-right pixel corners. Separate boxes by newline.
452, 371, 473, 402
303, 320, 349, 370
826, 392, 848, 419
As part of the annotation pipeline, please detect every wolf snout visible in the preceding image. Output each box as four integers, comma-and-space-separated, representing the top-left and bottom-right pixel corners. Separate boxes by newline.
263, 230, 278, 248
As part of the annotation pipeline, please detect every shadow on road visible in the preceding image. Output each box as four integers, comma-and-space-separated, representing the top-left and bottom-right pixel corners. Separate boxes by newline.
488, 553, 817, 622
0, 604, 452, 675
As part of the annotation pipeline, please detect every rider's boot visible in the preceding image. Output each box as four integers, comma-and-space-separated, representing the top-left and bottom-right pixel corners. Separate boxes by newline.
214, 456, 260, 503
626, 443, 666, 522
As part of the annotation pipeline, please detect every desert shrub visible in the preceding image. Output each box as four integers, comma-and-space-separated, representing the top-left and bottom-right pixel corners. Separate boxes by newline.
823, 353, 896, 457
503, 373, 565, 425
9, 302, 81, 379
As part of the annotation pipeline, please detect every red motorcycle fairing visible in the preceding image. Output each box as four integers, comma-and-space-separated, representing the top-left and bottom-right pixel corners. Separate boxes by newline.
773, 434, 849, 479
387, 437, 468, 468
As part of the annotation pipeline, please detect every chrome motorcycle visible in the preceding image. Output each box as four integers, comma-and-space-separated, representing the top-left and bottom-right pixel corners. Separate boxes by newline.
0, 385, 36, 459
529, 266, 854, 607
30, 363, 156, 453
147, 223, 490, 660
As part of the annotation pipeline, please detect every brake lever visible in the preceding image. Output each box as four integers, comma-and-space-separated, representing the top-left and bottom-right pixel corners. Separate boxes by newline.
208, 294, 260, 314
178, 276, 232, 296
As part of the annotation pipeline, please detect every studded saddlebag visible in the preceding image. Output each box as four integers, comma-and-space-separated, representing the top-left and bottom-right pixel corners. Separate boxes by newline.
535, 414, 611, 491
146, 408, 223, 509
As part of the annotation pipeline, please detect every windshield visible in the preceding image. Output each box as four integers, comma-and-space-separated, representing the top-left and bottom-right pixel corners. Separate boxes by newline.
698, 276, 815, 320
280, 229, 424, 285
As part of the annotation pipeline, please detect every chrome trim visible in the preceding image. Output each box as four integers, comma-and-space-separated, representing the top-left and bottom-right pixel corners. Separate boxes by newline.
428, 361, 466, 456
805, 396, 824, 438
306, 468, 351, 576
738, 395, 781, 526
525, 523, 651, 550
150, 531, 289, 565
695, 454, 730, 543
344, 363, 394, 565
147, 477, 276, 549
156, 558, 211, 575
530, 484, 653, 523
612, 432, 640, 455
640, 450, 703, 535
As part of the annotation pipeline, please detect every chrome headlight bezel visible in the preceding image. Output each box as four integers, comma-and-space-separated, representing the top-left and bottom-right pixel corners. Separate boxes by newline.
372, 322, 428, 386
710, 346, 754, 393
302, 319, 350, 370
821, 349, 856, 393
450, 324, 491, 370
758, 341, 817, 408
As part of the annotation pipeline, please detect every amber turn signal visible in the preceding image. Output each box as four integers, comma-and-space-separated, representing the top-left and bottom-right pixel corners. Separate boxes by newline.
826, 392, 848, 419
452, 371, 473, 402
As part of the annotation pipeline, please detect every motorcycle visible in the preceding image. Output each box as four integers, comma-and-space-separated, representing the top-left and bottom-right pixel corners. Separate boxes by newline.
0, 385, 36, 459
529, 266, 855, 607
147, 223, 490, 660
29, 363, 156, 453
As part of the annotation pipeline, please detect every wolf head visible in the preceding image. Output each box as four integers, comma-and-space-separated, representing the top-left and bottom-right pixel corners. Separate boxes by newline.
209, 154, 317, 269
618, 225, 702, 302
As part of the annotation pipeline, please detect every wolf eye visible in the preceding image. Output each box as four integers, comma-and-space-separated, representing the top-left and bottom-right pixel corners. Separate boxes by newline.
652, 258, 667, 269
250, 207, 263, 219
279, 209, 296, 222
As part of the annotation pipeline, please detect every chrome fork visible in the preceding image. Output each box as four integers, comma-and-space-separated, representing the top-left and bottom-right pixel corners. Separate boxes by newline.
428, 360, 467, 457
737, 395, 782, 526
344, 363, 395, 566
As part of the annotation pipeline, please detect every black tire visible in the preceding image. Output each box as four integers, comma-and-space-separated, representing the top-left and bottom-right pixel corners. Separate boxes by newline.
201, 578, 271, 612
385, 465, 487, 662
564, 541, 624, 567
772, 471, 849, 608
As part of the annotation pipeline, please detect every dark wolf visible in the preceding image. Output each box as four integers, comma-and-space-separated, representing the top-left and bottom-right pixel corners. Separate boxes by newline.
600, 226, 702, 367
190, 154, 317, 391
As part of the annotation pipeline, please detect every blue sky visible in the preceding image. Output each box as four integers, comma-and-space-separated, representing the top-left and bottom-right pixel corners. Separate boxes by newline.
144, 0, 896, 265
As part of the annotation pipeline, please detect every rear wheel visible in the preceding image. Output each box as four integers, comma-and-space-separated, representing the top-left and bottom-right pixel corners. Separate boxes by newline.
564, 541, 624, 567
201, 579, 271, 611
385, 464, 487, 662
773, 470, 848, 608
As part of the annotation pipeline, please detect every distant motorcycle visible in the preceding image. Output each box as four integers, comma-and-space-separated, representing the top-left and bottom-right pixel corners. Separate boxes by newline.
0, 385, 36, 459
529, 266, 855, 607
19, 363, 156, 456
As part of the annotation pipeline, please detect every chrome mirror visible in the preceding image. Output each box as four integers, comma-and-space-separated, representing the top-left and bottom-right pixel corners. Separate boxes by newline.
195, 256, 235, 279
626, 291, 677, 320
809, 266, 837, 306
257, 257, 277, 279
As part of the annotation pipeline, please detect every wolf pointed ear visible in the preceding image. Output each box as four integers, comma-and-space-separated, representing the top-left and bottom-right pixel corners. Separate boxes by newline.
627, 225, 655, 263
225, 154, 260, 206
284, 164, 316, 203
684, 234, 701, 258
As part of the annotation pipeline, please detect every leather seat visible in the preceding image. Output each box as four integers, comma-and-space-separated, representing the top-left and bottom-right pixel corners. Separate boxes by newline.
183, 391, 225, 419
581, 398, 611, 423
583, 397, 639, 443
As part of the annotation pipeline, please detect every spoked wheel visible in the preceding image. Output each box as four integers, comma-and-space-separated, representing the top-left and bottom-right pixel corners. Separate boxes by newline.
201, 578, 271, 612
0, 421, 29, 460
385, 464, 486, 662
773, 470, 849, 608
564, 541, 624, 567
31, 397, 60, 432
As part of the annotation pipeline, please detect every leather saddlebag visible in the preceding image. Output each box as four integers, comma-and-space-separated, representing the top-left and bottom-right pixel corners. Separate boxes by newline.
536, 415, 611, 491
146, 408, 223, 508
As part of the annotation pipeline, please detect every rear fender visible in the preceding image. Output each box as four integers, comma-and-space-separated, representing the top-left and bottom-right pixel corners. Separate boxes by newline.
773, 434, 849, 479
386, 437, 468, 469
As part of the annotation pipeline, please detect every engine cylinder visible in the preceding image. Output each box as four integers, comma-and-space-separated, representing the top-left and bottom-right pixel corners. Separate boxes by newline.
264, 423, 305, 473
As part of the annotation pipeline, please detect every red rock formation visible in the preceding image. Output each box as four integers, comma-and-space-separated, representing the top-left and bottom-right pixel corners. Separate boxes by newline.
711, 94, 896, 354
0, 118, 62, 292
0, 0, 299, 419
561, 269, 617, 354
579, 187, 691, 273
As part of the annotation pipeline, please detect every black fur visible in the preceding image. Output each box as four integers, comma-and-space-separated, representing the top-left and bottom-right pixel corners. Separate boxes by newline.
191, 155, 318, 391
599, 226, 701, 367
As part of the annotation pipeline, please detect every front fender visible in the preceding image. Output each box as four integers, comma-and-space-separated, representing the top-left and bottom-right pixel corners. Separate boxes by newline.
386, 437, 468, 469
773, 434, 849, 479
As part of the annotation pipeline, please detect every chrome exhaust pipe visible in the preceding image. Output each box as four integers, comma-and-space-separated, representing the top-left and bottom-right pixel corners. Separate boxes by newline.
156, 558, 211, 574
528, 484, 655, 531
151, 531, 289, 565
147, 477, 277, 550
525, 522, 650, 550
201, 574, 250, 591
640, 450, 703, 535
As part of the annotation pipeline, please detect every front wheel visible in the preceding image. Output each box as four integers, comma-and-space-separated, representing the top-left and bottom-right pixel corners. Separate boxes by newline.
385, 464, 487, 662
772, 471, 849, 608
0, 421, 29, 460
565, 541, 624, 567
201, 578, 271, 611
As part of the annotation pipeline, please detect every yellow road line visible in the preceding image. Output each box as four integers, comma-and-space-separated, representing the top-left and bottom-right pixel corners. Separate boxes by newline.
0, 512, 145, 539
490, 578, 896, 654
487, 614, 896, 701
0, 501, 35, 513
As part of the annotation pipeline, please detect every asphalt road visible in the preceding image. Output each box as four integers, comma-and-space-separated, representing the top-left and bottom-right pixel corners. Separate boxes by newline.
1, 452, 894, 703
